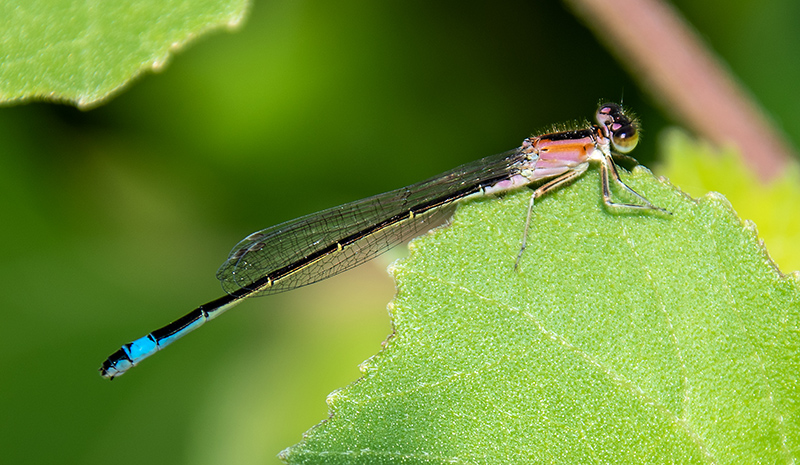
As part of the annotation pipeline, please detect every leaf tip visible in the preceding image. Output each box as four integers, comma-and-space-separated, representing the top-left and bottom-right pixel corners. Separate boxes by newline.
226, 4, 252, 30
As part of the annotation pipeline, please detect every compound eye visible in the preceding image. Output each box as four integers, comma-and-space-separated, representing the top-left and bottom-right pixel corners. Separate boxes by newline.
610, 123, 639, 153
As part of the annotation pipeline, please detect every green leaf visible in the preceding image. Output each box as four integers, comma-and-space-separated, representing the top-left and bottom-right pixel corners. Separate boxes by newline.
656, 129, 800, 273
282, 167, 800, 464
0, 0, 249, 108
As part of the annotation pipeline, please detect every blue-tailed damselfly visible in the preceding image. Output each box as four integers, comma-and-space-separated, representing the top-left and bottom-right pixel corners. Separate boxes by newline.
100, 102, 664, 379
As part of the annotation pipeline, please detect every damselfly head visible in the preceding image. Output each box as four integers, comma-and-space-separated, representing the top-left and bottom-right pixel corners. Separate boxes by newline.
596, 102, 639, 154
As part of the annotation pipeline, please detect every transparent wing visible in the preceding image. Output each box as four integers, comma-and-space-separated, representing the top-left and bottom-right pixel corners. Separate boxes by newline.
216, 147, 528, 296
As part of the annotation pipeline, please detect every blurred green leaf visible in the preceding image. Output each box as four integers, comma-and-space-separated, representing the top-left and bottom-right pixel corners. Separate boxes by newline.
657, 129, 800, 273
282, 167, 800, 464
0, 0, 249, 108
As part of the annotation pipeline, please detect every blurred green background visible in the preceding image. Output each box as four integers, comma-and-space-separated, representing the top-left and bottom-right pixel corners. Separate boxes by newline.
1, 1, 798, 464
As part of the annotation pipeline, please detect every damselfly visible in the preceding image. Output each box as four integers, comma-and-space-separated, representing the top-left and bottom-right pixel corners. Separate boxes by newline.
100, 102, 665, 379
